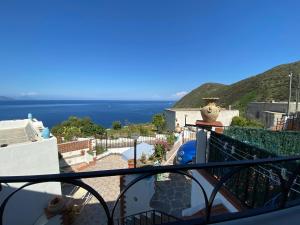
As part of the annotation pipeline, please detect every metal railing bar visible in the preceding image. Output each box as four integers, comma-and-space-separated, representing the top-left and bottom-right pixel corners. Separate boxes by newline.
154, 210, 183, 221
209, 135, 258, 159
209, 141, 300, 191
209, 142, 300, 194
2, 156, 300, 183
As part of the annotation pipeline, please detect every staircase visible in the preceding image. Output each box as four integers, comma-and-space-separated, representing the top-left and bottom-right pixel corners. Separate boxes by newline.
274, 117, 285, 131
117, 210, 181, 225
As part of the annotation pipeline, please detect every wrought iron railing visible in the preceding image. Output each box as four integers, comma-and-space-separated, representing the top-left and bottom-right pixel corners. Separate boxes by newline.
96, 136, 160, 149
208, 131, 300, 209
1, 155, 300, 225
116, 209, 182, 225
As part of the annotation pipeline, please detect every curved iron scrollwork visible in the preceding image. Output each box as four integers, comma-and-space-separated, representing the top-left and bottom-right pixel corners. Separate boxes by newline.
111, 170, 209, 223
0, 179, 111, 225
1, 156, 300, 225
207, 166, 243, 222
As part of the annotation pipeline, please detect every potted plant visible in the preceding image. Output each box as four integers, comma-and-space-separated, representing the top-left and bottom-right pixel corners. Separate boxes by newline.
154, 141, 168, 162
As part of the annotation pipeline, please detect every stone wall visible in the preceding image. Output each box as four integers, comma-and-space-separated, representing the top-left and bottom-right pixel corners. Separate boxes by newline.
246, 102, 300, 128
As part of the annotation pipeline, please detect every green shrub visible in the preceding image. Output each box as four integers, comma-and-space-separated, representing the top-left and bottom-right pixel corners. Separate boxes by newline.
95, 146, 106, 155
152, 114, 166, 133
107, 123, 155, 137
153, 141, 168, 162
231, 116, 263, 128
51, 116, 105, 141
167, 134, 176, 146
224, 127, 300, 156
139, 126, 150, 136
88, 146, 107, 156
112, 121, 122, 130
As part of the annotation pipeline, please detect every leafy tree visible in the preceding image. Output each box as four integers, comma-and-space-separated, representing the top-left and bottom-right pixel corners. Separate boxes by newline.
112, 121, 122, 130
51, 116, 105, 141
81, 123, 105, 137
152, 114, 166, 133
63, 126, 82, 141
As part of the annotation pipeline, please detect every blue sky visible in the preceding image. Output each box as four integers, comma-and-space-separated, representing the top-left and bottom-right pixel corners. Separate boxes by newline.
0, 0, 300, 100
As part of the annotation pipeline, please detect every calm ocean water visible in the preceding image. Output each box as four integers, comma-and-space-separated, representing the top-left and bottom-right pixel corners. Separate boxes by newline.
0, 100, 174, 128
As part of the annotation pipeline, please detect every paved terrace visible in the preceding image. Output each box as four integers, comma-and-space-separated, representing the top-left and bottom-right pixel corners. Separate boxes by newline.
71, 137, 189, 225
73, 155, 128, 225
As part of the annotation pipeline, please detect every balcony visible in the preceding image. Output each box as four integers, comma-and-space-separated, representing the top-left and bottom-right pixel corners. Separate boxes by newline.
1, 130, 300, 225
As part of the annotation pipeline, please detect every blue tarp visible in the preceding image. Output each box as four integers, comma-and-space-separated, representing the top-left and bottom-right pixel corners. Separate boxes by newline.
122, 142, 154, 160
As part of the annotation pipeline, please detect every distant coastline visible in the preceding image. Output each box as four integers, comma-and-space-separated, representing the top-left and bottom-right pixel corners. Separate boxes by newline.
0, 96, 14, 101
0, 100, 174, 128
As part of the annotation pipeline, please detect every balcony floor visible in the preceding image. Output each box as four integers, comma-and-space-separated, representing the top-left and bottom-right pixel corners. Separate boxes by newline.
216, 205, 300, 225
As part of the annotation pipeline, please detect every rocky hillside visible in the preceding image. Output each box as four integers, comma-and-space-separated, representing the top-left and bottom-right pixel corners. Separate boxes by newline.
174, 61, 300, 112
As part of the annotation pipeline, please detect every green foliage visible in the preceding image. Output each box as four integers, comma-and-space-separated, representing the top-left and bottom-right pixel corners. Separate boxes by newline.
95, 146, 106, 155
63, 127, 81, 141
174, 60, 300, 112
112, 121, 122, 130
153, 141, 168, 162
166, 133, 176, 146
152, 114, 166, 133
224, 127, 300, 156
88, 146, 107, 156
107, 123, 155, 138
139, 126, 150, 136
51, 116, 105, 141
231, 116, 263, 128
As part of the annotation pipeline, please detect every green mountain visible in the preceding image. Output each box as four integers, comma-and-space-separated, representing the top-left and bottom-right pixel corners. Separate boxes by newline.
174, 61, 300, 113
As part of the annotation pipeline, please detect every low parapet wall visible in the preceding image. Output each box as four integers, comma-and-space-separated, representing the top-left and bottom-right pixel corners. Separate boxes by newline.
58, 140, 94, 167
164, 108, 239, 131
58, 139, 92, 153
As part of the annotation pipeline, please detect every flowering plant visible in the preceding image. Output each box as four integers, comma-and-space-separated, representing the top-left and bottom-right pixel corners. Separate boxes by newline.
153, 140, 169, 162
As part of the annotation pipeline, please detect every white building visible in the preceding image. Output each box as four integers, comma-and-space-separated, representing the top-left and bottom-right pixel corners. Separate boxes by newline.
164, 108, 239, 131
0, 118, 61, 225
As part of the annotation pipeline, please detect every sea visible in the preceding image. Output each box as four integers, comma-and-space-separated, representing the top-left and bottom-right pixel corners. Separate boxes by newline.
0, 100, 174, 128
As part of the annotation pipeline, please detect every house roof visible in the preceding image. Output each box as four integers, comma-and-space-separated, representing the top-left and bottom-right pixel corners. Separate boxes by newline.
0, 119, 43, 146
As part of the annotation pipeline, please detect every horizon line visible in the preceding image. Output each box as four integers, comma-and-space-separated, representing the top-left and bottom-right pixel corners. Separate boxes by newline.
0, 99, 176, 102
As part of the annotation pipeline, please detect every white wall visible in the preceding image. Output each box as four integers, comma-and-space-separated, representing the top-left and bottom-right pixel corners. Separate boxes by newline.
0, 137, 61, 225
60, 148, 92, 167
165, 109, 239, 131
123, 174, 155, 217
189, 170, 238, 214
183, 130, 238, 216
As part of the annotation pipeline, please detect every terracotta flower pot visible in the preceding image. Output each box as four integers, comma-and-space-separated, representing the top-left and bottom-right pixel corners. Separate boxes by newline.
128, 159, 135, 168
201, 98, 220, 122
47, 196, 65, 214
